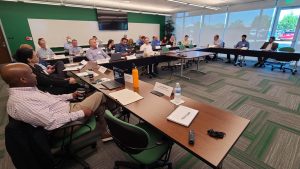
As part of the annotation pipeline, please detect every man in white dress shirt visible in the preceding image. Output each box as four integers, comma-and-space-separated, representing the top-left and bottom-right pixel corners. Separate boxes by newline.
1, 63, 111, 141
140, 37, 158, 75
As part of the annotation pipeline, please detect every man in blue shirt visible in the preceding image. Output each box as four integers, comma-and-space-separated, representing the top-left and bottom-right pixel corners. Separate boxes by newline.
226, 34, 250, 63
115, 38, 129, 54
151, 36, 160, 48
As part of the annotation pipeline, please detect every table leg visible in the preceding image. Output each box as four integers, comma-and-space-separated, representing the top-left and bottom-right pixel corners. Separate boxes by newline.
189, 57, 206, 74
173, 58, 191, 80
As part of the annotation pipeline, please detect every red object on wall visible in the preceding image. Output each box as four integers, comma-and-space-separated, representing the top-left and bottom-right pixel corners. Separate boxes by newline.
25, 36, 33, 41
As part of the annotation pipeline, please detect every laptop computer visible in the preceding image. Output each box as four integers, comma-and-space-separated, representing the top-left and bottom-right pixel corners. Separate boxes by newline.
110, 53, 123, 62
101, 67, 125, 90
135, 51, 144, 58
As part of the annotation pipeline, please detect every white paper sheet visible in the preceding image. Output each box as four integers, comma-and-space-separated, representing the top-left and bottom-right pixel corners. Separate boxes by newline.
109, 89, 143, 106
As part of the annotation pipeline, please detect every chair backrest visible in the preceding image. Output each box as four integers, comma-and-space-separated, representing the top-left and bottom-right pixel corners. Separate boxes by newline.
221, 42, 225, 48
104, 110, 150, 154
179, 44, 185, 50
5, 116, 54, 169
278, 47, 295, 53
162, 46, 170, 53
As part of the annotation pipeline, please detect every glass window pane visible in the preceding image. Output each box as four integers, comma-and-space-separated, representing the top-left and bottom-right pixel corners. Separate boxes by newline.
224, 10, 261, 49
200, 13, 227, 47
255, 8, 275, 49
275, 8, 300, 49
183, 16, 201, 45
175, 17, 184, 43
295, 29, 300, 52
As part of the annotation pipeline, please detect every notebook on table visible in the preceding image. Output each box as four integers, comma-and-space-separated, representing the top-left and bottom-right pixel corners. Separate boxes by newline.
167, 105, 199, 127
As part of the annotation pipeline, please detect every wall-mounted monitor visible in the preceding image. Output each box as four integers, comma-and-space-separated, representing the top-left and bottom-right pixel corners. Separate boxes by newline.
96, 10, 128, 30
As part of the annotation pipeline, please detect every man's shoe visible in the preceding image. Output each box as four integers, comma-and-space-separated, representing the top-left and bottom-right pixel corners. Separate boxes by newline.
225, 61, 231, 63
254, 62, 259, 67
101, 131, 113, 142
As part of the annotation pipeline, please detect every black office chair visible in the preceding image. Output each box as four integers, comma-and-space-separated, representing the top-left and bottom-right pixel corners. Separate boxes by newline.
270, 47, 296, 74
104, 110, 173, 169
5, 116, 99, 169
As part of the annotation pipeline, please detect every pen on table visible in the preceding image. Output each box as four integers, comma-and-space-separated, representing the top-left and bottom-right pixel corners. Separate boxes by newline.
181, 112, 191, 120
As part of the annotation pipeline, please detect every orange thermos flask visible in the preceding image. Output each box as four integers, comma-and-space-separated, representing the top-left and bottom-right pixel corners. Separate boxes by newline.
132, 65, 139, 89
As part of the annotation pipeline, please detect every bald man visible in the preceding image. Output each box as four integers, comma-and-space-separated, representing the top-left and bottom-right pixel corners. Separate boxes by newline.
86, 39, 110, 61
1, 63, 111, 141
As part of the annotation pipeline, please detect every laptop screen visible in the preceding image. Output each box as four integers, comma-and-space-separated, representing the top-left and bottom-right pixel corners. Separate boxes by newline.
113, 67, 125, 84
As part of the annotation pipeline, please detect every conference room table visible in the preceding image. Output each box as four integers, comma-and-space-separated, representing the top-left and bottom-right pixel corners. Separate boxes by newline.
166, 51, 212, 79
199, 47, 300, 73
70, 62, 250, 169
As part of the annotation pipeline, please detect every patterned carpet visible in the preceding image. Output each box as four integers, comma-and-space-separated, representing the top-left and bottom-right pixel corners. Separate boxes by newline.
0, 60, 300, 169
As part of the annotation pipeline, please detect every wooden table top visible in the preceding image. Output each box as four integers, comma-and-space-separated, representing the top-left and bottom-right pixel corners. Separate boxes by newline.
73, 62, 250, 168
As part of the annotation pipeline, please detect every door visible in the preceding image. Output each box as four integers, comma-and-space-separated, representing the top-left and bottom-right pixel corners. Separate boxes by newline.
0, 25, 11, 64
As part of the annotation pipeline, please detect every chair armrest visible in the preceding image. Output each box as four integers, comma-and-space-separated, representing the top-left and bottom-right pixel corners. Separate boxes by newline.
59, 120, 85, 129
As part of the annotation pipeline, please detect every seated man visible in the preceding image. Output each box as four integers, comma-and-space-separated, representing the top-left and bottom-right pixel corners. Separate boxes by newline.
86, 38, 110, 61
1, 63, 111, 141
136, 35, 143, 46
181, 35, 190, 46
226, 34, 249, 64
64, 36, 72, 53
213, 34, 224, 48
20, 44, 66, 79
254, 36, 278, 67
36, 38, 66, 78
211, 34, 224, 60
115, 38, 129, 54
151, 36, 160, 48
69, 39, 82, 56
140, 37, 158, 75
15, 48, 77, 95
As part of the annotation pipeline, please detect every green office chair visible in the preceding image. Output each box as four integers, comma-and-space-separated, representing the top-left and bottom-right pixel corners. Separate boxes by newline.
162, 46, 170, 53
188, 44, 194, 49
179, 44, 185, 50
104, 110, 173, 169
271, 47, 296, 74
51, 116, 99, 169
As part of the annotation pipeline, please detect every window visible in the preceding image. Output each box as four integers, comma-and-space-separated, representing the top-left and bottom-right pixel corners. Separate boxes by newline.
183, 16, 201, 45
254, 8, 275, 49
274, 8, 300, 49
175, 17, 184, 43
200, 13, 227, 47
295, 29, 300, 52
224, 10, 261, 49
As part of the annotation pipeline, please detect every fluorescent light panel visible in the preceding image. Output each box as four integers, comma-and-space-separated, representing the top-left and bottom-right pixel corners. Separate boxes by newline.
188, 4, 204, 8
23, 0, 61, 6
64, 4, 94, 9
167, 0, 187, 5
167, 0, 219, 10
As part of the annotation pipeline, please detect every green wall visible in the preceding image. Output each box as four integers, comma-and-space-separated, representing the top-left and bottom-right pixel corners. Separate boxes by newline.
0, 1, 165, 54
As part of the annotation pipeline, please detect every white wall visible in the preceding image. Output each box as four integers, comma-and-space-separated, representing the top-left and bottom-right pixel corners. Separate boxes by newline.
28, 19, 160, 48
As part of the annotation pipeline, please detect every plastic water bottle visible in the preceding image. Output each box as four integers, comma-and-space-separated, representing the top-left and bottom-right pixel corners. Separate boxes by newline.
174, 82, 181, 103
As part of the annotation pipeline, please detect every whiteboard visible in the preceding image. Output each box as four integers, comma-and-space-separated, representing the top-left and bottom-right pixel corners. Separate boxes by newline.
28, 19, 160, 48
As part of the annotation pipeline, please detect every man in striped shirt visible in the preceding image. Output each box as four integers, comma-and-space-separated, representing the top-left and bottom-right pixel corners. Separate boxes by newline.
1, 63, 111, 141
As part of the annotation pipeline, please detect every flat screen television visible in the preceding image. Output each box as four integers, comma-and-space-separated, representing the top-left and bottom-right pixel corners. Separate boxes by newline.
96, 10, 128, 30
